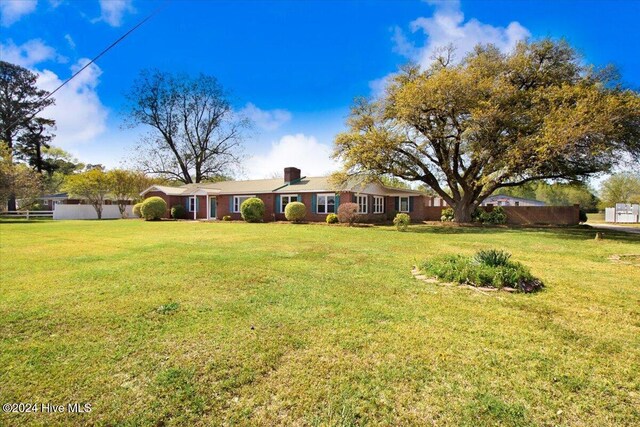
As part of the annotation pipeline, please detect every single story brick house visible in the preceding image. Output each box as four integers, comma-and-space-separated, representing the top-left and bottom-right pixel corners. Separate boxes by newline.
140, 167, 436, 222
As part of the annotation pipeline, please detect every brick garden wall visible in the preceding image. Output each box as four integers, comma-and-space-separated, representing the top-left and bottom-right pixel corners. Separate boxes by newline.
499, 205, 580, 225
420, 204, 580, 225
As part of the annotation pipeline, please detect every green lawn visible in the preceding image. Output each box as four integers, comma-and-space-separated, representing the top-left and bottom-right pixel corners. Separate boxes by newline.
1, 220, 639, 426
587, 212, 640, 228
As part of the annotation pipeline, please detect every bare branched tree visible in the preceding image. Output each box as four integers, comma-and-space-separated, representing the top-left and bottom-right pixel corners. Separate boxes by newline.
124, 70, 249, 183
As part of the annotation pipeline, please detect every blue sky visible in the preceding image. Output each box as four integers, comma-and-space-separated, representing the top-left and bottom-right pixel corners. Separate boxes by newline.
2, 0, 639, 179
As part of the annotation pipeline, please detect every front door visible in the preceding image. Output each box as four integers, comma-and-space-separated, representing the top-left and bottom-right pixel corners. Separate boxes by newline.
210, 197, 217, 219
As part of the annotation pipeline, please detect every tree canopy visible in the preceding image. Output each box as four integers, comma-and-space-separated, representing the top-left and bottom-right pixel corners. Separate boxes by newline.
63, 169, 113, 219
0, 61, 56, 210
495, 181, 599, 212
334, 39, 640, 222
124, 69, 248, 183
0, 142, 42, 209
599, 172, 640, 207
107, 169, 153, 217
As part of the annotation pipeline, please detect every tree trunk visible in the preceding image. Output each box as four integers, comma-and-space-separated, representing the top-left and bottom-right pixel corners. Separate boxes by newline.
7, 195, 17, 211
453, 202, 474, 223
35, 142, 43, 173
95, 204, 102, 220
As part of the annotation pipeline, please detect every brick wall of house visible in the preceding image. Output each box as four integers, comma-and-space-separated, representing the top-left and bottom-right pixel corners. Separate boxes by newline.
270, 192, 347, 222
214, 193, 277, 221
145, 188, 580, 225
382, 194, 430, 222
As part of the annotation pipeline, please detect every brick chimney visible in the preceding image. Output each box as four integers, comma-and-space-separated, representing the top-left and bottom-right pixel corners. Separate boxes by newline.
284, 167, 301, 183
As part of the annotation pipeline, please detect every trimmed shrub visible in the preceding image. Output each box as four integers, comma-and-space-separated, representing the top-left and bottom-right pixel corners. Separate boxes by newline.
482, 206, 507, 224
420, 249, 544, 293
171, 205, 185, 219
222, 215, 231, 221
140, 197, 167, 221
240, 197, 265, 222
393, 213, 411, 231
471, 208, 483, 223
441, 207, 455, 222
285, 201, 306, 223
133, 202, 143, 218
326, 213, 339, 224
337, 202, 359, 226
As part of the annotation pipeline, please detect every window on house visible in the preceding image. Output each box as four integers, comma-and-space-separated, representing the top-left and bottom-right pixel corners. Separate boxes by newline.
280, 194, 298, 213
317, 194, 335, 214
356, 195, 368, 214
373, 196, 384, 214
188, 197, 196, 212
399, 196, 410, 212
233, 195, 255, 213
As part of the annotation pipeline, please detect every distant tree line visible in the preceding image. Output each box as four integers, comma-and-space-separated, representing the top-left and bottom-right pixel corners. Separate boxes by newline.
0, 61, 162, 213
495, 181, 600, 212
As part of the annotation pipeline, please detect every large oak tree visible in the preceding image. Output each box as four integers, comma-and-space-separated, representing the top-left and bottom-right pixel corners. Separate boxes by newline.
334, 40, 640, 222
125, 70, 248, 183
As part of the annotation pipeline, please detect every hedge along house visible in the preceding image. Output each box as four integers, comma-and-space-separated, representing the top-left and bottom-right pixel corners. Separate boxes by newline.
140, 167, 427, 222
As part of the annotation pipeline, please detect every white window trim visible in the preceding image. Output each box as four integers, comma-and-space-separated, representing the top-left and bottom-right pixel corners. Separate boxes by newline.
399, 196, 410, 213
280, 194, 298, 213
317, 193, 335, 214
188, 196, 196, 212
233, 195, 255, 213
356, 195, 368, 214
373, 196, 384, 214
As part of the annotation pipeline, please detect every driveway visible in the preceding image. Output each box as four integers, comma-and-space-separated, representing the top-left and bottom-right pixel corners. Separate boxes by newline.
588, 223, 640, 235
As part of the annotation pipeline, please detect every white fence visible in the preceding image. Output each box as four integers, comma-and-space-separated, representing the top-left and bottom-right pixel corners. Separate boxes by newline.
605, 204, 640, 223
53, 204, 134, 220
0, 210, 53, 219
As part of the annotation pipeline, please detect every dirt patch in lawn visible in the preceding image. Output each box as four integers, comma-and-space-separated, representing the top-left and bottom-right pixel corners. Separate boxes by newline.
609, 254, 640, 266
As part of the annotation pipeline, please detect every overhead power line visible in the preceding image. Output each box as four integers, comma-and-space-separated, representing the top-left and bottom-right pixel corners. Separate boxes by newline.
3, 0, 169, 133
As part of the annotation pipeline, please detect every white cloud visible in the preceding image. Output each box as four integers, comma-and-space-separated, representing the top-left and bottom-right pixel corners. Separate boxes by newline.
64, 34, 76, 49
245, 134, 339, 179
239, 102, 292, 131
371, 0, 530, 97
0, 39, 61, 68
399, 0, 530, 68
94, 0, 135, 27
0, 40, 108, 146
36, 58, 109, 146
0, 0, 37, 27
391, 25, 417, 58
369, 74, 393, 100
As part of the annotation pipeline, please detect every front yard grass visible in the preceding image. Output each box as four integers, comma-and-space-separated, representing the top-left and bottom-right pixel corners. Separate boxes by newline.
0, 220, 639, 426
587, 212, 640, 228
